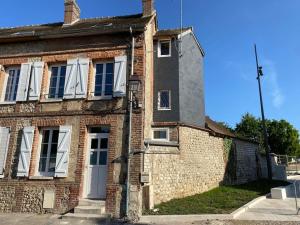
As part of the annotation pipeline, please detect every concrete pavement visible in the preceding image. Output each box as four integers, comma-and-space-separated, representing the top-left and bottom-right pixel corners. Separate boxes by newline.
235, 175, 300, 221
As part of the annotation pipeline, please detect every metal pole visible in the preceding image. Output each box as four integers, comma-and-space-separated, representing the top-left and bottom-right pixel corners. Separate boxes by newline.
254, 44, 273, 180
125, 29, 135, 218
126, 90, 133, 217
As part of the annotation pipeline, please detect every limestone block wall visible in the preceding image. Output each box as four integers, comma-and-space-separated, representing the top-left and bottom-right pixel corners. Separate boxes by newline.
144, 126, 226, 205
234, 139, 259, 184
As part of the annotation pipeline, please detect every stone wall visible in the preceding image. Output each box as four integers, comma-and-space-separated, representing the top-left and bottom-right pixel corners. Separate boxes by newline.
232, 139, 260, 184
144, 126, 226, 205
144, 126, 263, 207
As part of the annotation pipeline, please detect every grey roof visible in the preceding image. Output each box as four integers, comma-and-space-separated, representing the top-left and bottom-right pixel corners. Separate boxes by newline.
154, 27, 192, 37
0, 14, 152, 43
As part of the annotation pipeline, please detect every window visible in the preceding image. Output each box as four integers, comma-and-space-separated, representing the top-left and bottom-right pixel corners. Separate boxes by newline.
94, 62, 114, 98
38, 128, 59, 176
4, 67, 20, 102
48, 65, 66, 99
158, 90, 171, 110
153, 128, 169, 141
158, 40, 171, 57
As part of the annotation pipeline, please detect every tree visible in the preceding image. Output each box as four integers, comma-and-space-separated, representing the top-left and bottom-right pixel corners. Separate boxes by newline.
234, 113, 300, 156
267, 119, 300, 156
235, 113, 262, 142
216, 121, 235, 133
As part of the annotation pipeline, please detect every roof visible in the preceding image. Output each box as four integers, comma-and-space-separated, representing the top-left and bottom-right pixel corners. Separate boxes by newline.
0, 14, 152, 43
154, 27, 192, 37
205, 116, 259, 144
205, 116, 236, 138
154, 27, 205, 56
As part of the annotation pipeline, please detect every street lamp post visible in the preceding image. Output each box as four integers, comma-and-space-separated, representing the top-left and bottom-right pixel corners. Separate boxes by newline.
254, 44, 273, 180
126, 76, 141, 217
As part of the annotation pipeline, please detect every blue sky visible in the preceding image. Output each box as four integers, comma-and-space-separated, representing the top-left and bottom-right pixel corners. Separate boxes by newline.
1, 0, 299, 130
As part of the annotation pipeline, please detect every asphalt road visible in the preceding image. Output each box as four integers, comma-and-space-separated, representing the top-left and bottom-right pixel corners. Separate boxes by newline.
0, 214, 299, 225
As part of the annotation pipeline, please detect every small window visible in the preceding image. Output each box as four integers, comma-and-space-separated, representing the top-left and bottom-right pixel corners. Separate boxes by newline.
48, 65, 66, 99
4, 67, 21, 102
38, 128, 59, 176
158, 40, 171, 57
158, 90, 171, 110
153, 128, 169, 142
94, 62, 114, 98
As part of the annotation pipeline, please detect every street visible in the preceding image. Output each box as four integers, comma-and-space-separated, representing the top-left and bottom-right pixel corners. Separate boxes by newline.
0, 214, 299, 225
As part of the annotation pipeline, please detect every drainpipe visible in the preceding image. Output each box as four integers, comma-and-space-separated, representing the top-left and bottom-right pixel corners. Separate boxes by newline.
126, 26, 135, 218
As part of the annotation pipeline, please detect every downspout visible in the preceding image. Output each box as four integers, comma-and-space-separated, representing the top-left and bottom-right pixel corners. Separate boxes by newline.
126, 26, 135, 218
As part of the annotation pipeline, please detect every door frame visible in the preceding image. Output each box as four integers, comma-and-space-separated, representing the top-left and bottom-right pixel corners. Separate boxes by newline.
83, 132, 109, 199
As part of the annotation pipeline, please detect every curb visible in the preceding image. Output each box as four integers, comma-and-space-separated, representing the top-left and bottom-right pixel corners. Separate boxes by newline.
230, 195, 267, 219
139, 214, 233, 223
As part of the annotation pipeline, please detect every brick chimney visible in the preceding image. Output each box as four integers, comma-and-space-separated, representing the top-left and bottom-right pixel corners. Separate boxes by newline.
64, 0, 80, 25
142, 0, 155, 17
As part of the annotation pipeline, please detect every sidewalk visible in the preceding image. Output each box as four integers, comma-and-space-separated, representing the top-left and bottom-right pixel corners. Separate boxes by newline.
236, 175, 300, 221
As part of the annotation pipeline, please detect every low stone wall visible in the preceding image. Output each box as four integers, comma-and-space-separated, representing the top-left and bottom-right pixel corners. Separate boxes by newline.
144, 126, 226, 205
233, 139, 260, 184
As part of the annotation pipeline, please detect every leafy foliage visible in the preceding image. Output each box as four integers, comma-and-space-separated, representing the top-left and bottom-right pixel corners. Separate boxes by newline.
234, 113, 300, 156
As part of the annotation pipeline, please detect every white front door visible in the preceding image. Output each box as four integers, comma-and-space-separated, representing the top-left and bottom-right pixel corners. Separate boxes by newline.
85, 133, 108, 199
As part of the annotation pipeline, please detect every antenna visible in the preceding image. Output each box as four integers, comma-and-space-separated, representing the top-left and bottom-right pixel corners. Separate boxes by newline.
179, 0, 183, 56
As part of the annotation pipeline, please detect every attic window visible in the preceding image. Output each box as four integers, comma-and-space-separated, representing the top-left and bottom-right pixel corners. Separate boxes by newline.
158, 40, 171, 57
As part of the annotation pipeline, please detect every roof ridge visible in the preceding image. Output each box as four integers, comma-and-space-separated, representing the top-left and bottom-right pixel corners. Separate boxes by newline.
157, 27, 192, 31
0, 13, 144, 31
0, 22, 63, 30
79, 13, 143, 22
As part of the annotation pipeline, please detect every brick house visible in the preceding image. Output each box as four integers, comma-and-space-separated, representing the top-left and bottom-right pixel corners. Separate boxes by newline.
0, 0, 262, 221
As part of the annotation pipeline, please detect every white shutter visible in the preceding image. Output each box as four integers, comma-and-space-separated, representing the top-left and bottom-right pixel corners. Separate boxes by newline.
75, 58, 89, 98
17, 126, 35, 177
113, 56, 127, 97
16, 63, 32, 102
64, 59, 77, 99
29, 62, 44, 101
55, 126, 72, 177
0, 127, 10, 176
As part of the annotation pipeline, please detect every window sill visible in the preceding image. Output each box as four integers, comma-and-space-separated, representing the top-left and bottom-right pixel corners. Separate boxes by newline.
158, 55, 171, 58
87, 96, 113, 101
0, 101, 16, 105
158, 108, 172, 111
0, 174, 4, 179
145, 139, 179, 147
29, 176, 54, 180
40, 99, 63, 103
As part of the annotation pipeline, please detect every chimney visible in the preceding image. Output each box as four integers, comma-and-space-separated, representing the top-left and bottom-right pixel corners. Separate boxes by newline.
142, 0, 155, 17
64, 0, 80, 25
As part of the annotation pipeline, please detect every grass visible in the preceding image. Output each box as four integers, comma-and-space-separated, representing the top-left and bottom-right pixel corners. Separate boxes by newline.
144, 179, 290, 215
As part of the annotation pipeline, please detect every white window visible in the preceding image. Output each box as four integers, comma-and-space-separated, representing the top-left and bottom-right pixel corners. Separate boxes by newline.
158, 40, 171, 57
38, 128, 59, 176
152, 128, 169, 142
48, 65, 66, 99
158, 90, 171, 110
4, 67, 20, 102
93, 62, 114, 98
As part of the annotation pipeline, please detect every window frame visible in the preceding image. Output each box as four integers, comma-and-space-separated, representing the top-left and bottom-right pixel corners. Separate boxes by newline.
152, 128, 170, 142
158, 40, 172, 57
36, 127, 59, 177
91, 61, 114, 100
2, 66, 21, 103
158, 90, 171, 111
47, 64, 67, 100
